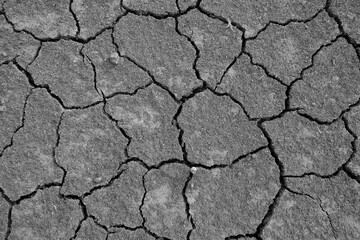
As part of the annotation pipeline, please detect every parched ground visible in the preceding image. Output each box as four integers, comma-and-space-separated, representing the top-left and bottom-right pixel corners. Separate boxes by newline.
0, 0, 360, 239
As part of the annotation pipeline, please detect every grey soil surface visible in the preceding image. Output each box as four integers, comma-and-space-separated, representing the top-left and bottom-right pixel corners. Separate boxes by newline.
0, 0, 360, 239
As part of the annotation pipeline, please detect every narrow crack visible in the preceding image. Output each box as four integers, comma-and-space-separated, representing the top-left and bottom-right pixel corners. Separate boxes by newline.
65, 196, 89, 240
325, 0, 360, 60
244, 7, 327, 42
0, 89, 32, 160
242, 51, 288, 87
318, 197, 338, 239
4, 206, 12, 240
110, 27, 180, 104
1, 2, 127, 45
196, 4, 246, 33
251, 121, 287, 237
253, 187, 285, 238
83, 53, 101, 96
82, 169, 126, 198
174, 15, 205, 83
278, 116, 356, 180
53, 112, 68, 188
13, 59, 103, 110
182, 171, 196, 240
215, 50, 244, 88
69, 0, 80, 37
120, 0, 196, 20
101, 93, 132, 160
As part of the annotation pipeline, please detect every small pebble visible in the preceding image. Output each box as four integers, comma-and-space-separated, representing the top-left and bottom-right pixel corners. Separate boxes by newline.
93, 176, 102, 183
109, 52, 120, 64
190, 167, 197, 174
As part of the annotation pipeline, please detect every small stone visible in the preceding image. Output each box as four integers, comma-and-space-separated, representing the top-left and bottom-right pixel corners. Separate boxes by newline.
93, 176, 102, 184
109, 52, 120, 64
190, 167, 197, 174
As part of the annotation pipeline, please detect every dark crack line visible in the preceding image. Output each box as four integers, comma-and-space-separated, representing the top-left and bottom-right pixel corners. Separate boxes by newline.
247, 8, 326, 42
318, 197, 338, 239
196, 4, 246, 33
13, 59, 103, 110
284, 116, 357, 180
171, 104, 189, 164
251, 121, 287, 237
110, 27, 181, 104
4, 206, 12, 240
174, 14, 205, 83
83, 53, 101, 96
65, 197, 89, 240
0, 89, 32, 160
104, 81, 153, 100
253, 187, 285, 238
69, 0, 80, 37
137, 171, 173, 240
325, 0, 360, 61
242, 51, 288, 87
182, 171, 196, 240
82, 169, 126, 198
285, 34, 348, 117
101, 94, 132, 161
1, 2, 127, 45
53, 112, 68, 188
120, 0, 196, 19
215, 50, 244, 89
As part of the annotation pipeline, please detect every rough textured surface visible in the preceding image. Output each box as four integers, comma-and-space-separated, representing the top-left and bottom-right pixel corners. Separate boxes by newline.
0, 63, 31, 152
114, 14, 202, 99
217, 54, 286, 118
345, 106, 360, 178
84, 162, 146, 228
284, 173, 360, 240
72, 0, 122, 39
9, 187, 83, 240
290, 38, 360, 122
83, 30, 152, 96
108, 228, 154, 240
200, 0, 326, 38
74, 218, 107, 240
179, 90, 267, 165
246, 12, 339, 84
4, 0, 77, 39
262, 190, 335, 240
57, 104, 128, 196
0, 196, 9, 239
263, 112, 353, 176
0, 89, 63, 201
106, 85, 182, 165
122, 0, 178, 14
2, 1, 360, 239
0, 16, 39, 67
178, 10, 243, 88
330, 0, 360, 43
187, 149, 280, 239
29, 40, 102, 107
143, 163, 192, 240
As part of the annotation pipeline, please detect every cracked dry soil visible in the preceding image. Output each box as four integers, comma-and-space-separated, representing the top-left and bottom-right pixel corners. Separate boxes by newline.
0, 0, 360, 239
